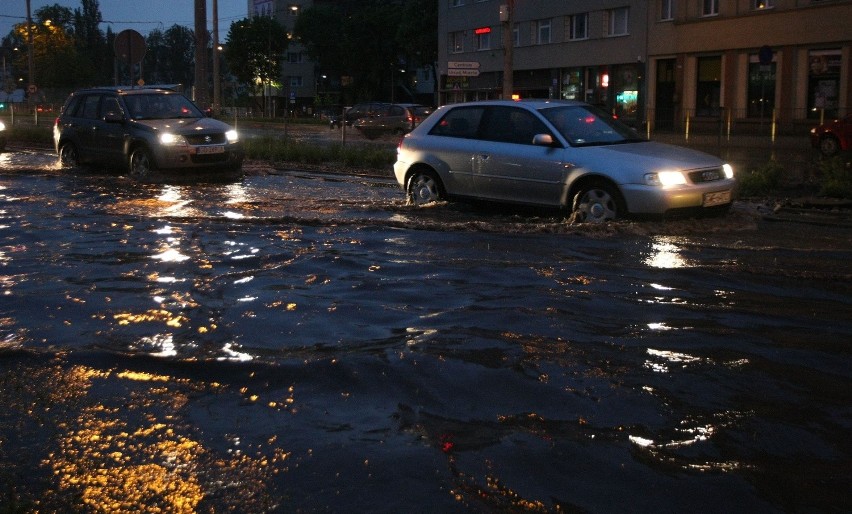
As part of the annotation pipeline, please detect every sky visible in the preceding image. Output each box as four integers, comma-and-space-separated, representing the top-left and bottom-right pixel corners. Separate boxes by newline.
1, 0, 250, 40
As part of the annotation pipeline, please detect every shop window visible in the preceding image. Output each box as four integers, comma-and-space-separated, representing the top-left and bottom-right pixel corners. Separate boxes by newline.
747, 53, 775, 119
696, 56, 721, 117
808, 49, 841, 118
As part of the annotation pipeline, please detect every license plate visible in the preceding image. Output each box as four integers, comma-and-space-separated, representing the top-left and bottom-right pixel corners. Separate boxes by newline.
197, 145, 225, 155
703, 190, 731, 207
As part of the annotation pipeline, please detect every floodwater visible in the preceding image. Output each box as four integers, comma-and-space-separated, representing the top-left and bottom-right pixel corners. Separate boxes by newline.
0, 149, 850, 513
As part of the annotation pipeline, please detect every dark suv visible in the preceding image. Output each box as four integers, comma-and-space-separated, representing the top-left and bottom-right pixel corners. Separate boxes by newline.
53, 86, 244, 177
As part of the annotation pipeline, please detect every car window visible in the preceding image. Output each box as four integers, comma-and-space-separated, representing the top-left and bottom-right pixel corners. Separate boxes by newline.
480, 106, 550, 145
429, 107, 483, 139
79, 95, 102, 120
540, 105, 642, 146
101, 96, 122, 117
389, 105, 404, 116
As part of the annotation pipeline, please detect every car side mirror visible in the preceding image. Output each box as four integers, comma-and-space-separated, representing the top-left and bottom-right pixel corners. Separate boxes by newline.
104, 111, 124, 123
532, 133, 556, 146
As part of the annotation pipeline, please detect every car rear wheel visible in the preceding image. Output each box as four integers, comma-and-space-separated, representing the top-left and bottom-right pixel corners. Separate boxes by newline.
571, 182, 622, 223
129, 147, 155, 179
406, 169, 443, 206
819, 136, 840, 156
59, 142, 80, 168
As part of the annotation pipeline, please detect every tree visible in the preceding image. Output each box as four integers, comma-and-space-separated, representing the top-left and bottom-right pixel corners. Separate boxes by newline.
223, 16, 288, 113
143, 25, 195, 87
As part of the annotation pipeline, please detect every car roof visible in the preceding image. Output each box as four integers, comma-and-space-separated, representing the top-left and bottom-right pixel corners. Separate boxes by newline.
441, 99, 587, 110
72, 85, 184, 95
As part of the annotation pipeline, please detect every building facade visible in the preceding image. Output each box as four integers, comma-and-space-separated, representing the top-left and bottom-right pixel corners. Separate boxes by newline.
438, 0, 852, 132
249, 0, 318, 114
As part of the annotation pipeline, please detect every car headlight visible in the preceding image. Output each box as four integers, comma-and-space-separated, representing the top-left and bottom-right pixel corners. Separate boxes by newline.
159, 133, 187, 145
644, 170, 687, 187
226, 129, 238, 143
723, 163, 734, 179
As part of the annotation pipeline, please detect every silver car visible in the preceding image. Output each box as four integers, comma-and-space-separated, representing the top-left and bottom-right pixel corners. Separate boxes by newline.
393, 100, 735, 222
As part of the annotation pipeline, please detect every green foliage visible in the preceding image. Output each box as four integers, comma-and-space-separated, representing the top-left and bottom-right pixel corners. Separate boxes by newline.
736, 159, 784, 197
244, 137, 394, 169
224, 17, 289, 92
817, 156, 852, 198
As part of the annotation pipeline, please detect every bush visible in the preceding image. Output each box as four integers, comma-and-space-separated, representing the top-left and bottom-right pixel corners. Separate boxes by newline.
818, 156, 852, 199
244, 137, 395, 170
736, 159, 784, 197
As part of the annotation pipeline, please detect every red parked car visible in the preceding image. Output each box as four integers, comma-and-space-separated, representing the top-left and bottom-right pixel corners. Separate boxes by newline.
810, 114, 852, 156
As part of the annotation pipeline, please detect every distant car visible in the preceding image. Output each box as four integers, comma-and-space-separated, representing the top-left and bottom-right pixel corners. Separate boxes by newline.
810, 114, 852, 156
354, 103, 425, 139
0, 120, 6, 152
393, 100, 736, 222
328, 102, 385, 129
53, 86, 244, 178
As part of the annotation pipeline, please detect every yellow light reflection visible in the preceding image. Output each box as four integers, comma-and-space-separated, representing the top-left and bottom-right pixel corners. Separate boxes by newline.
644, 236, 692, 268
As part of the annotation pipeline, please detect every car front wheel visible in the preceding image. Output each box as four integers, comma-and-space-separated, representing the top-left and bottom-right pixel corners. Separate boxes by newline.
406, 169, 443, 206
59, 142, 80, 168
129, 147, 155, 179
819, 136, 840, 156
571, 182, 622, 223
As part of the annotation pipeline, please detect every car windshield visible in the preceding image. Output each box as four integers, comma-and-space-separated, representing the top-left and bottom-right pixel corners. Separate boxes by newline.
126, 93, 204, 120
539, 105, 645, 146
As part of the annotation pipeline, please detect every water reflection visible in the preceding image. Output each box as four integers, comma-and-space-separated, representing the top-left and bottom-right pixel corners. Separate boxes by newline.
644, 236, 692, 268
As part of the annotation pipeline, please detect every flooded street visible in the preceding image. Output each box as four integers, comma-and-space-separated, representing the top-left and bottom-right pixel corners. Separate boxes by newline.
0, 148, 850, 513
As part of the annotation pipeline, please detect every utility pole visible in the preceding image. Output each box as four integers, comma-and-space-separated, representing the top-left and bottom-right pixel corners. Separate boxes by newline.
26, 0, 34, 106
501, 0, 514, 99
212, 0, 221, 115
193, 0, 209, 107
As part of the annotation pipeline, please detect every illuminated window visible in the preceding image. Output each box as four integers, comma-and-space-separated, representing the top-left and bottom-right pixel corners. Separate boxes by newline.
752, 0, 774, 9
569, 13, 588, 40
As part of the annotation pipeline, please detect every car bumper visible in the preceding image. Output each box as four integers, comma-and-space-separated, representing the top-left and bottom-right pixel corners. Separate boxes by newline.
153, 143, 244, 170
621, 180, 736, 214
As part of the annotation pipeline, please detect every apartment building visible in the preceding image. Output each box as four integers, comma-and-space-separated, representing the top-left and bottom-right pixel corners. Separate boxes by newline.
249, 0, 317, 113
439, 0, 852, 132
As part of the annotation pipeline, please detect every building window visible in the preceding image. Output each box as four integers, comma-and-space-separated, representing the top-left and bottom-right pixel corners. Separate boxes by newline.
702, 0, 719, 16
569, 13, 588, 40
290, 76, 303, 88
287, 52, 303, 63
513, 23, 519, 47
450, 31, 464, 53
536, 19, 551, 44
607, 7, 629, 36
696, 56, 721, 117
752, 0, 774, 9
477, 30, 491, 50
747, 53, 776, 119
660, 0, 673, 20
451, 0, 464, 7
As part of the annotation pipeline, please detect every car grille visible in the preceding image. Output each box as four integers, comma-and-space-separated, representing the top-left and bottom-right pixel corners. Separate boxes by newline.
185, 133, 227, 145
688, 167, 725, 183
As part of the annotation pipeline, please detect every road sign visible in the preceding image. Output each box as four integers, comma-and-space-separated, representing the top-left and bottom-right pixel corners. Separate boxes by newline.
114, 29, 146, 65
448, 61, 480, 69
448, 68, 480, 77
